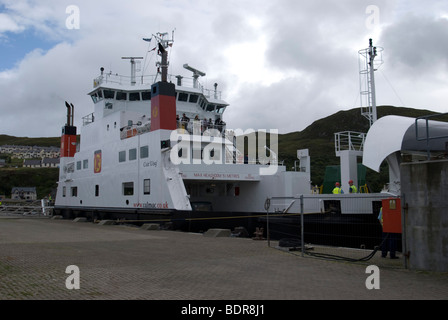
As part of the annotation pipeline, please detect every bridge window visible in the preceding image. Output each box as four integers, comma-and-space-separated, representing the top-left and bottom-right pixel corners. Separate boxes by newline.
200, 98, 207, 110
189, 94, 199, 103
216, 105, 226, 114
116, 92, 127, 101
129, 92, 140, 101
141, 91, 151, 100
103, 90, 115, 99
90, 93, 98, 103
90, 91, 104, 103
178, 92, 188, 102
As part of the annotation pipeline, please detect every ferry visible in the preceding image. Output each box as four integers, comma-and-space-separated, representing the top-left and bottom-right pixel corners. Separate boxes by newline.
54, 33, 397, 246
54, 32, 313, 232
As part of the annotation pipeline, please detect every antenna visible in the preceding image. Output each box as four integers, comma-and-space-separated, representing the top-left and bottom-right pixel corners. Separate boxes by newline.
122, 57, 143, 86
358, 38, 383, 126
183, 64, 206, 88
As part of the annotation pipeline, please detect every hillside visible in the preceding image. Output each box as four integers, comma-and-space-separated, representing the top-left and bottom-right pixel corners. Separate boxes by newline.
0, 134, 60, 147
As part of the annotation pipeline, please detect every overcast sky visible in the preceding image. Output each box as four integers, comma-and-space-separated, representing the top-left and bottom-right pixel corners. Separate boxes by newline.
0, 0, 447, 138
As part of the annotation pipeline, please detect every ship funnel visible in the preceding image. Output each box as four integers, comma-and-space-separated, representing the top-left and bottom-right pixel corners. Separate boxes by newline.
65, 101, 70, 126
61, 101, 77, 158
65, 101, 74, 126
70, 103, 74, 126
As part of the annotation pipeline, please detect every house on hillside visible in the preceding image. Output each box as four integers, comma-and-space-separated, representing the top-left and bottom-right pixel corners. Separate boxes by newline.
23, 159, 42, 168
11, 187, 37, 200
42, 157, 60, 168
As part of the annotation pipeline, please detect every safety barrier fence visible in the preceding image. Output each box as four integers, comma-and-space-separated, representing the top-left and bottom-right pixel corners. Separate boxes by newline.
265, 195, 405, 268
0, 200, 53, 216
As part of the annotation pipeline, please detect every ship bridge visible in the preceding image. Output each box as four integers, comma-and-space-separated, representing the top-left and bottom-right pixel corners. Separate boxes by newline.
85, 65, 229, 139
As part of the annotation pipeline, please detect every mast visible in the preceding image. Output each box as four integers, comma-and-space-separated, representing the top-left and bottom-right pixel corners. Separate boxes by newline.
149, 32, 177, 132
121, 57, 143, 86
152, 31, 174, 83
359, 38, 383, 126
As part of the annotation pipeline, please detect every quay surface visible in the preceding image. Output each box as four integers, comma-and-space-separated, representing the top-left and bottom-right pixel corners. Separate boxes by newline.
0, 215, 447, 302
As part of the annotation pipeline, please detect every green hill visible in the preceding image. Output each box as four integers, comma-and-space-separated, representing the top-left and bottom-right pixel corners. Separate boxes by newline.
0, 168, 58, 199
0, 134, 60, 147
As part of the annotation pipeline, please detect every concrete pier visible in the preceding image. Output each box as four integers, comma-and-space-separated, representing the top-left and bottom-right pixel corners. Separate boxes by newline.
401, 159, 448, 272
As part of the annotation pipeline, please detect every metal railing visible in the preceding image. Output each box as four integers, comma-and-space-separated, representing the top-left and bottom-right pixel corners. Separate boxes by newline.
263, 194, 404, 267
415, 112, 448, 160
334, 131, 366, 153
0, 199, 53, 216
93, 73, 222, 100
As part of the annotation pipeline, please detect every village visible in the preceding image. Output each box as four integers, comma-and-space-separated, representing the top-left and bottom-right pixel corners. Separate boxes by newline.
0, 144, 60, 168
0, 145, 60, 201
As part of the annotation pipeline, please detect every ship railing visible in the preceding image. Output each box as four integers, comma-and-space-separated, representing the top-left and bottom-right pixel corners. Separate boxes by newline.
335, 131, 366, 153
82, 113, 95, 126
174, 76, 222, 99
94, 74, 157, 87
176, 120, 226, 137
120, 122, 151, 140
93, 73, 222, 99
224, 157, 282, 165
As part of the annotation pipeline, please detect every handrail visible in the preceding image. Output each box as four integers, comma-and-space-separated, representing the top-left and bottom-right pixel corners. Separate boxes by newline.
415, 112, 448, 160
93, 73, 222, 99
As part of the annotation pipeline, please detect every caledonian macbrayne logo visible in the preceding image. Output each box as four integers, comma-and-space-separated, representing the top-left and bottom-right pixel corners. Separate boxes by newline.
94, 150, 102, 173
152, 105, 159, 119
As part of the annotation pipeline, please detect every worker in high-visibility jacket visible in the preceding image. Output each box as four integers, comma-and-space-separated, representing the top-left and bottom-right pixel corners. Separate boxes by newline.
378, 207, 398, 259
332, 182, 343, 194
348, 180, 358, 193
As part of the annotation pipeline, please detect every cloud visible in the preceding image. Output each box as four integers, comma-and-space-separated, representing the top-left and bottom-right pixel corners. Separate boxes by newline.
0, 12, 24, 33
381, 14, 448, 74
0, 0, 448, 139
